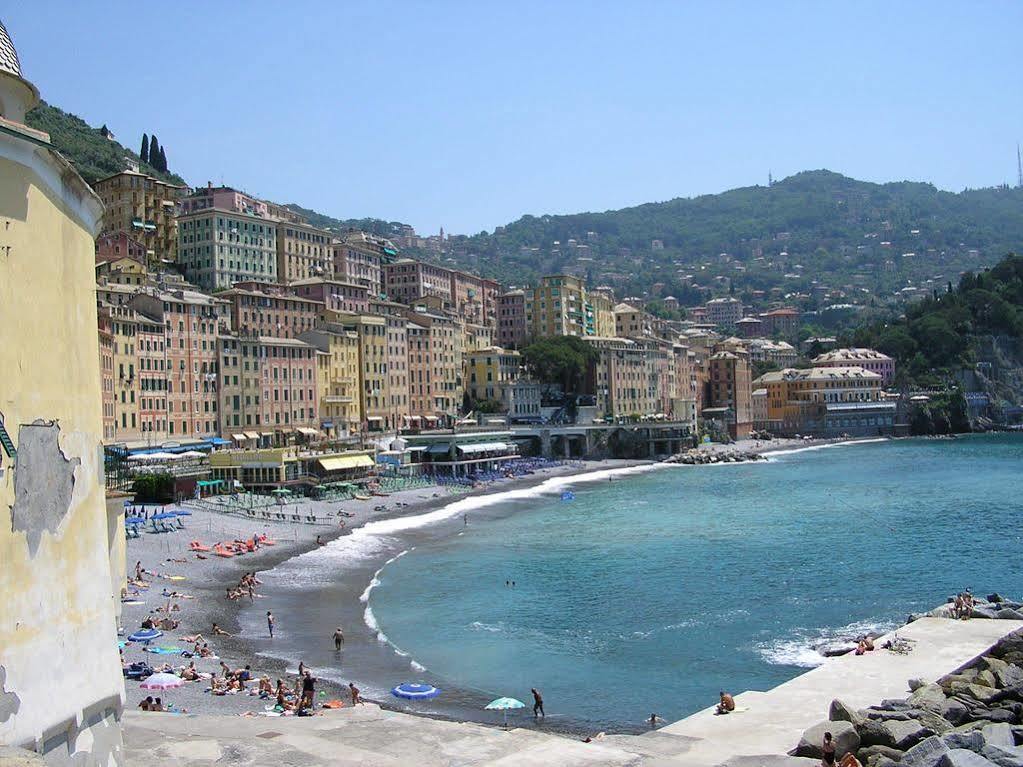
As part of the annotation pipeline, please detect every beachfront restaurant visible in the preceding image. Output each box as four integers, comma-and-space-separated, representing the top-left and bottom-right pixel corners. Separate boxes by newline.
208, 446, 377, 494
404, 431, 519, 476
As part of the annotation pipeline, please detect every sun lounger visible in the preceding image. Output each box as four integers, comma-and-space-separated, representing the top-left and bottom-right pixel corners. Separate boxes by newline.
189, 541, 211, 552
213, 547, 234, 558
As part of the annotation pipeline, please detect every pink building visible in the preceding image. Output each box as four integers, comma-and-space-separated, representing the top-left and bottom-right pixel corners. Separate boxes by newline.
813, 348, 895, 385
497, 290, 527, 348
219, 283, 324, 339
291, 277, 370, 314
179, 183, 270, 217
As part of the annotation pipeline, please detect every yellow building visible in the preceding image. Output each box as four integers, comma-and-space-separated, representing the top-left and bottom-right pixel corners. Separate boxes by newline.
92, 169, 186, 264
588, 288, 617, 337
0, 23, 124, 761
465, 346, 522, 406
275, 218, 333, 283
526, 274, 588, 338
299, 324, 363, 437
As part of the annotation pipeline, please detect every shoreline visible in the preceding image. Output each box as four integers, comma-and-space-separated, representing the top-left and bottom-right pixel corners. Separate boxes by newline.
116, 434, 960, 731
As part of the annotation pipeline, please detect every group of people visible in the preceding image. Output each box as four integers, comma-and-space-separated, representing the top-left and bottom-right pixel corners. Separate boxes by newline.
953, 590, 975, 619
226, 572, 262, 602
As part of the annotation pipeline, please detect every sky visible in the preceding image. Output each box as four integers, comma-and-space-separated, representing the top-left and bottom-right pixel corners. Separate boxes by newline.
6, 2, 1023, 234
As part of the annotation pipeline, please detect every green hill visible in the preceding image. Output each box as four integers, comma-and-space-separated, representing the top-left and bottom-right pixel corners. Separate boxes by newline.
420, 171, 1023, 297
283, 203, 408, 239
25, 101, 186, 187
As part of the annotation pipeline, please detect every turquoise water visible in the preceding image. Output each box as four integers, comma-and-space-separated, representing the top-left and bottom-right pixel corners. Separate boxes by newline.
369, 435, 1023, 730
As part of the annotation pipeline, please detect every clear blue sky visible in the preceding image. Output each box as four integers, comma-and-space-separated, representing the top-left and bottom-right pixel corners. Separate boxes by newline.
7, 2, 1022, 234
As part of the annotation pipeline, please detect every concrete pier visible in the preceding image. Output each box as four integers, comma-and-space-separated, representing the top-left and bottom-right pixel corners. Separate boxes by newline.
119, 618, 1023, 766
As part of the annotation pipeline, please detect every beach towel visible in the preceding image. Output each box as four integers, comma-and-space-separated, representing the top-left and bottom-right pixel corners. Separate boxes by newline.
322, 700, 344, 709
121, 600, 145, 606
166, 575, 186, 581
143, 646, 182, 655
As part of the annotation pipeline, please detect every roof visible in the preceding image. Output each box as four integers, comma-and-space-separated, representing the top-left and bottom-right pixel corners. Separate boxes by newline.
761, 308, 800, 316
736, 317, 762, 324
318, 454, 374, 471
0, 20, 22, 77
813, 348, 892, 364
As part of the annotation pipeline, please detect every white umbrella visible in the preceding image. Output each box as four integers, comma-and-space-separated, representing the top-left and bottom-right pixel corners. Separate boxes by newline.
139, 672, 184, 690
484, 696, 525, 728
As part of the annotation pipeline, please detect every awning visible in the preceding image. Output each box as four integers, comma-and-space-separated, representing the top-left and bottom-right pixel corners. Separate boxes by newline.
231, 434, 245, 442
243, 431, 261, 440
457, 442, 511, 454
424, 415, 438, 422
367, 416, 383, 423
296, 427, 319, 436
318, 455, 375, 471
426, 443, 451, 455
405, 445, 429, 452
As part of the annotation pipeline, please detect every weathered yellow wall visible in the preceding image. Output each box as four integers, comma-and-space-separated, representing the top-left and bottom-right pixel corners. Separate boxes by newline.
0, 151, 123, 761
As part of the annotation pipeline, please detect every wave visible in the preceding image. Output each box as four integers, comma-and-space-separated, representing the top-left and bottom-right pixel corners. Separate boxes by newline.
756, 617, 899, 668
765, 438, 888, 460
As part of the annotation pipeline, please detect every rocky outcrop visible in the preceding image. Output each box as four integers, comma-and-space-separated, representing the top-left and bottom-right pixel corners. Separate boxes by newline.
793, 628, 1023, 767
663, 449, 766, 465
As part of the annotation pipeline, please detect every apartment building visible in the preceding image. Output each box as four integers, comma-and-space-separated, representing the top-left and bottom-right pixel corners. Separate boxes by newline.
292, 276, 370, 314
465, 347, 522, 406
136, 310, 169, 439
93, 169, 187, 262
405, 309, 463, 426
276, 219, 333, 283
384, 258, 454, 306
614, 303, 655, 339
707, 347, 753, 439
588, 288, 617, 338
704, 297, 744, 328
132, 289, 223, 439
450, 269, 499, 325
105, 302, 141, 440
351, 313, 391, 431
526, 275, 589, 338
758, 307, 801, 337
584, 337, 657, 418
369, 299, 411, 429
754, 366, 893, 436
299, 324, 363, 438
217, 335, 319, 442
177, 186, 278, 290
333, 231, 388, 295
97, 309, 116, 441
812, 348, 894, 385
219, 283, 323, 339
497, 290, 528, 348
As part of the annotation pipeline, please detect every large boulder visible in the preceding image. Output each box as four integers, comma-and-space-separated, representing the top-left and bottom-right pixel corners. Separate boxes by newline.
973, 708, 1018, 725
979, 658, 1023, 690
942, 699, 975, 726
938, 749, 1000, 767
950, 683, 1003, 705
995, 610, 1023, 621
981, 724, 1017, 749
860, 718, 901, 748
972, 606, 1001, 620
859, 745, 907, 763
795, 720, 860, 759
888, 720, 938, 750
943, 730, 987, 752
901, 736, 952, 767
979, 744, 1023, 767
977, 671, 1000, 689
916, 711, 955, 736
912, 685, 952, 713
831, 699, 866, 727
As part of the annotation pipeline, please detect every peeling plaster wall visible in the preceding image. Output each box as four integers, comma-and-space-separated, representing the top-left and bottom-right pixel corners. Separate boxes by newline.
0, 145, 123, 766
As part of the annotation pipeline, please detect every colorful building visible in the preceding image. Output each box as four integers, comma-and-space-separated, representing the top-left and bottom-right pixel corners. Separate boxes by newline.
219, 282, 323, 339
333, 231, 387, 295
465, 347, 522, 406
496, 289, 527, 348
707, 348, 753, 438
299, 324, 363, 438
92, 169, 186, 263
812, 348, 895, 385
276, 219, 333, 283
291, 276, 370, 314
384, 258, 454, 306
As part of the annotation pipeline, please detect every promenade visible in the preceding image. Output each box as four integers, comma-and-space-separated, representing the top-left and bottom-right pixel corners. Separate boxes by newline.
119, 617, 1023, 766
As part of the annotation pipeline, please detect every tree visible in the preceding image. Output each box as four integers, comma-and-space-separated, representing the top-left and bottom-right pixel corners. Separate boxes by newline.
521, 336, 598, 394
149, 135, 160, 170
157, 144, 168, 173
140, 133, 149, 163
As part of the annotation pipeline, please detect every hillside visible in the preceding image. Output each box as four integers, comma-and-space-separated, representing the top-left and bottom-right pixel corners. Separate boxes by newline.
283, 203, 409, 239
25, 101, 186, 187
410, 171, 1023, 299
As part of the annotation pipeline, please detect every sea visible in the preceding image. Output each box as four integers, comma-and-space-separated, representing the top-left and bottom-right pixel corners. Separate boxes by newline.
240, 434, 1023, 733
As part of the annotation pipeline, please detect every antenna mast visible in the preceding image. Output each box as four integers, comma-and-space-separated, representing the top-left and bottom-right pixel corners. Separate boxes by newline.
1017, 144, 1022, 188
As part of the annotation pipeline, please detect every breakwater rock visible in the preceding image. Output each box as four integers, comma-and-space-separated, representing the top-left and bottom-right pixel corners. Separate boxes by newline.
793, 626, 1023, 767
664, 449, 767, 465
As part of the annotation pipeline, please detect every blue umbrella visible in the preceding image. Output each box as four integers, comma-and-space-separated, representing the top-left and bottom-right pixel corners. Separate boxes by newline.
485, 697, 525, 728
170, 509, 192, 516
391, 683, 440, 701
125, 517, 145, 526
127, 628, 163, 644
151, 512, 176, 520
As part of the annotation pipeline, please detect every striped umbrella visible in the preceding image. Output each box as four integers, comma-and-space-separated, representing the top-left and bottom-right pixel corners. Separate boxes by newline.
139, 672, 184, 690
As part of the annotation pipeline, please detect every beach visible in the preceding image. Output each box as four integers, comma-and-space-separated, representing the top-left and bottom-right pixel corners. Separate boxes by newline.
117, 457, 653, 720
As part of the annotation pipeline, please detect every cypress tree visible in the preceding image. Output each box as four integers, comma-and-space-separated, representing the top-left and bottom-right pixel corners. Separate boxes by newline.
158, 145, 168, 173
149, 135, 160, 170
140, 133, 149, 163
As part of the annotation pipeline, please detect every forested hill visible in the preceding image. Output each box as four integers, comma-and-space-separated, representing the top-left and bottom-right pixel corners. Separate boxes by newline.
435, 171, 1023, 292
283, 203, 409, 239
25, 101, 185, 187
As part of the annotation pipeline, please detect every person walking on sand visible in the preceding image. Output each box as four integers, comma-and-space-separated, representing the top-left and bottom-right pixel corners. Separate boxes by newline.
333, 626, 345, 650
266, 611, 275, 638
349, 682, 361, 706
532, 688, 544, 717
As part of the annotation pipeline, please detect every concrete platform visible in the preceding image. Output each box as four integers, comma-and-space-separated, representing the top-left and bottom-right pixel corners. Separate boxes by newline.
656, 617, 1023, 766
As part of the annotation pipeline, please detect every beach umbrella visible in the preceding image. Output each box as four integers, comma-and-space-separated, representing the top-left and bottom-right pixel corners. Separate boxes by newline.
127, 628, 163, 644
485, 697, 525, 728
170, 509, 192, 516
139, 672, 184, 690
125, 517, 145, 526
391, 683, 440, 701
151, 512, 176, 520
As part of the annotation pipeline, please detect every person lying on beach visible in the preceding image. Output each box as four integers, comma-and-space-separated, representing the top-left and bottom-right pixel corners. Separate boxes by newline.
181, 634, 204, 644
154, 617, 179, 631
716, 691, 735, 714
179, 662, 200, 681
212, 623, 232, 636
140, 614, 155, 630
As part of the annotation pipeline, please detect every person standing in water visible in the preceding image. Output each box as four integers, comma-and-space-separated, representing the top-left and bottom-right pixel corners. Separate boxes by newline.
532, 688, 544, 717
266, 611, 275, 638
332, 626, 345, 650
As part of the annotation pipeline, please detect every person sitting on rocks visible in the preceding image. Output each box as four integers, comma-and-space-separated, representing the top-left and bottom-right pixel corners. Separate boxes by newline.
716, 691, 735, 714
821, 732, 836, 767
839, 754, 861, 767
